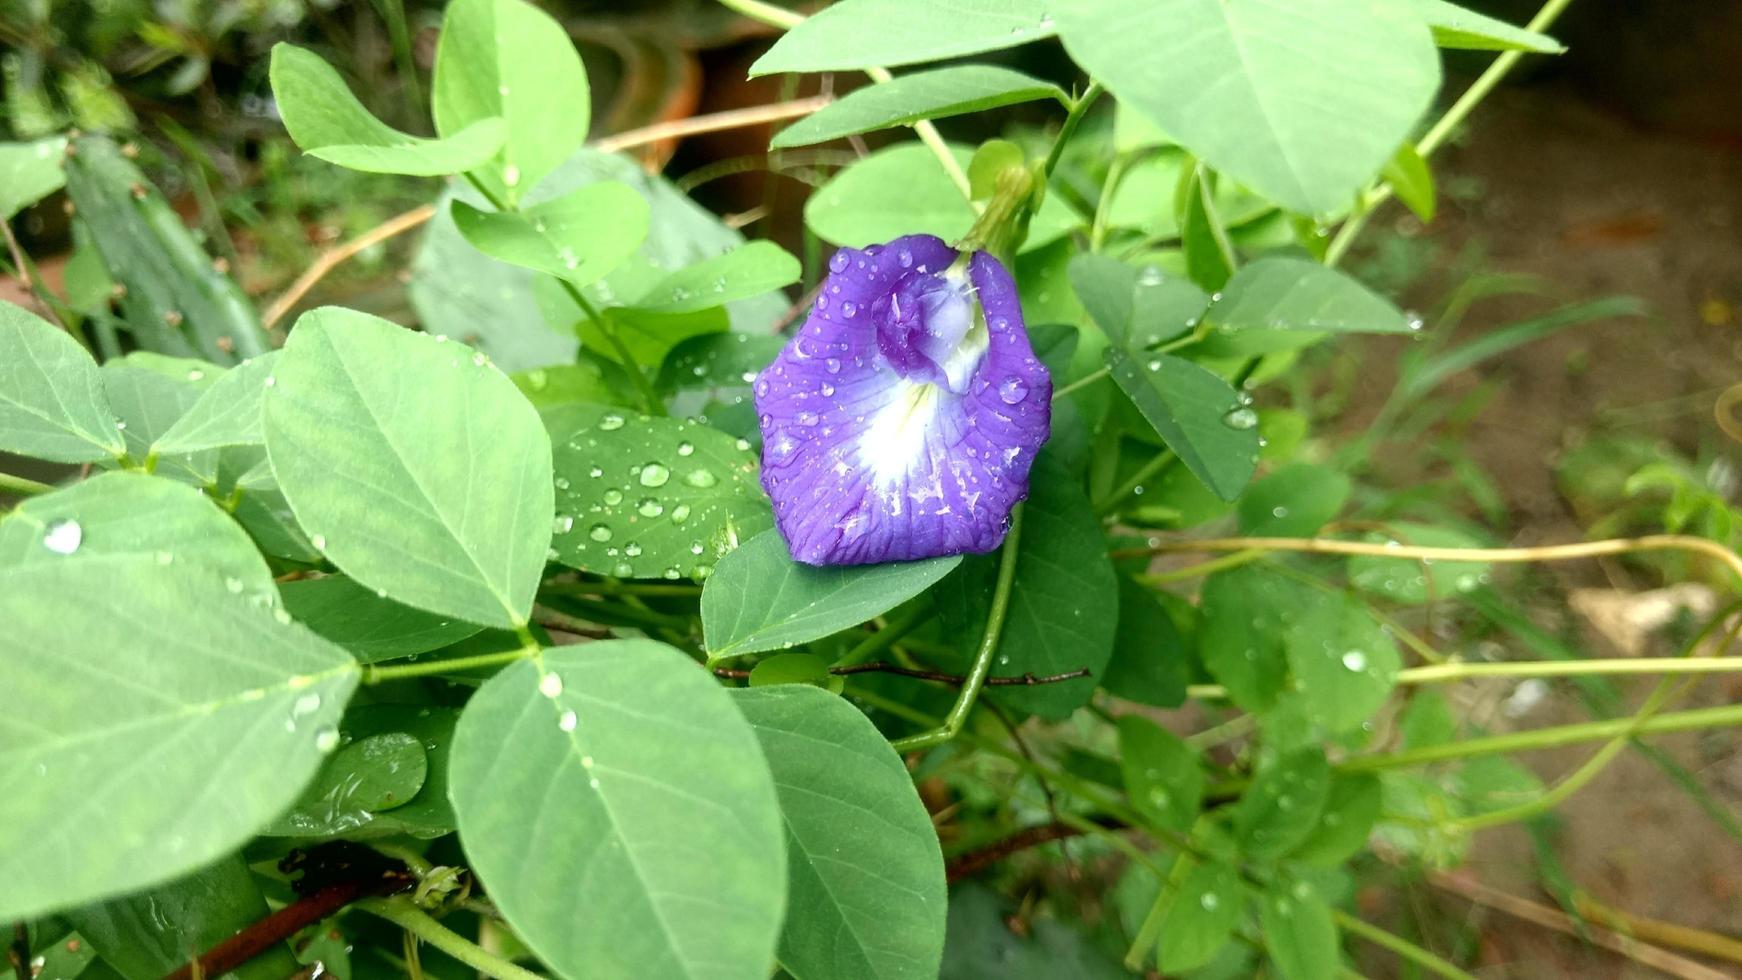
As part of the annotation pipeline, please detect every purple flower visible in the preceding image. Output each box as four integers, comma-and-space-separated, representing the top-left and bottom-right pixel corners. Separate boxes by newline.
754, 234, 1051, 565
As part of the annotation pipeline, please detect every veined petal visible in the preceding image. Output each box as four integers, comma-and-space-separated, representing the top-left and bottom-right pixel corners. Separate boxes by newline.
755, 234, 1051, 565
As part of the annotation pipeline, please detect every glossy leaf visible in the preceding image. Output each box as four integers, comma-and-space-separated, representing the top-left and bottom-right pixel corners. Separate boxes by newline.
752, 0, 1056, 74
1420, 0, 1563, 52
933, 453, 1117, 718
1107, 350, 1259, 501
731, 686, 947, 980
748, 652, 842, 693
432, 0, 590, 204
270, 44, 507, 175
656, 332, 787, 393
279, 574, 485, 663
0, 472, 274, 596
263, 307, 553, 628
1261, 881, 1340, 980
629, 241, 801, 314
335, 704, 463, 837
152, 351, 278, 456
0, 300, 124, 463
1117, 716, 1202, 832
1290, 773, 1382, 866
1200, 256, 1414, 355
260, 732, 427, 836
704, 528, 959, 661
1232, 747, 1331, 860
0, 556, 358, 921
806, 143, 1078, 254
1101, 577, 1189, 708
1286, 594, 1401, 733
548, 404, 771, 581
449, 640, 786, 980
772, 66, 1064, 148
1347, 522, 1489, 604
1055, 0, 1440, 214
1237, 463, 1351, 537
451, 182, 649, 286
1067, 254, 1207, 349
0, 136, 66, 218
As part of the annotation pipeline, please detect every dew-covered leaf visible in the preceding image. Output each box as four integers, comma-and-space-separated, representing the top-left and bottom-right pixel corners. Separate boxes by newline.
1347, 522, 1489, 604
1117, 716, 1202, 832
270, 43, 506, 175
704, 529, 958, 661
279, 574, 485, 663
752, 0, 1056, 75
259, 732, 427, 836
432, 0, 590, 205
547, 404, 770, 581
1108, 350, 1259, 501
731, 686, 947, 980
1101, 577, 1190, 708
1198, 564, 1312, 711
1232, 747, 1331, 860
1199, 256, 1414, 356
773, 66, 1064, 148
656, 332, 787, 393
100, 354, 220, 484
450, 182, 648, 286
1382, 141, 1436, 221
1237, 462, 1351, 537
1285, 594, 1401, 733
0, 300, 124, 463
263, 307, 553, 628
1153, 860, 1245, 973
0, 556, 358, 921
1068, 254, 1207, 350
449, 640, 785, 980
628, 241, 800, 314
1289, 773, 1381, 866
1261, 879, 1340, 980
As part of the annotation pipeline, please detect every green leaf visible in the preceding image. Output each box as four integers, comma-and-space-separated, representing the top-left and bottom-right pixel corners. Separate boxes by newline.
1419, 0, 1564, 52
1285, 594, 1401, 733
933, 452, 1117, 718
1180, 169, 1234, 293
1198, 564, 1309, 710
0, 472, 275, 597
772, 66, 1064, 149
1201, 256, 1415, 356
515, 361, 624, 408
1290, 773, 1382, 865
260, 732, 427, 836
451, 182, 649, 286
1232, 748, 1331, 860
333, 704, 463, 836
967, 139, 1026, 200
269, 44, 507, 175
432, 0, 590, 204
806, 142, 1078, 254
1347, 522, 1489, 604
66, 857, 297, 980
656, 332, 787, 393
748, 652, 843, 693
1055, 0, 1440, 215
1237, 463, 1351, 537
1102, 577, 1190, 708
449, 640, 786, 980
0, 300, 124, 463
1382, 141, 1436, 221
263, 307, 553, 629
752, 0, 1056, 75
1067, 254, 1207, 349
547, 404, 771, 581
100, 354, 220, 483
1107, 350, 1260, 501
1117, 716, 1203, 832
279, 574, 485, 663
704, 529, 959, 661
1155, 861, 1245, 973
151, 351, 277, 456
63, 138, 267, 364
1260, 880, 1340, 980
731, 686, 947, 980
0, 556, 358, 921
629, 241, 801, 314
231, 455, 323, 564
0, 136, 66, 219
942, 884, 1132, 980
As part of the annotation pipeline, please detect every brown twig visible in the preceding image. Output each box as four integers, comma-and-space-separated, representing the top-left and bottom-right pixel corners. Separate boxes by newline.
945, 817, 1130, 883
261, 203, 436, 330
1, 218, 67, 331
592, 95, 832, 154
712, 663, 1092, 686
772, 279, 826, 333
1427, 871, 1734, 980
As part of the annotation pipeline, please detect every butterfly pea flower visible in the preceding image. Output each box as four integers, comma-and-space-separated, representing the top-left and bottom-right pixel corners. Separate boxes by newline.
754, 233, 1051, 566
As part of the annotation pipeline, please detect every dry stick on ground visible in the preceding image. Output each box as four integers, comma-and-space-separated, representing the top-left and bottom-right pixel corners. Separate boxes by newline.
1428, 872, 1735, 980
260, 95, 834, 329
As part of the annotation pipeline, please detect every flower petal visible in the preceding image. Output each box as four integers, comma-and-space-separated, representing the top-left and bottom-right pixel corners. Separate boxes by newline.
755, 235, 1051, 565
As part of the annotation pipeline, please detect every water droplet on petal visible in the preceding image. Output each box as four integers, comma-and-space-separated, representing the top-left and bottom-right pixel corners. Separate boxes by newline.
997, 376, 1029, 405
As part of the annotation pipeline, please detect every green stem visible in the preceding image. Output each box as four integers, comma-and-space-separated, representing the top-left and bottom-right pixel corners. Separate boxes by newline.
363, 647, 533, 684
1324, 0, 1577, 266
1052, 366, 1109, 401
1340, 703, 1742, 773
542, 580, 701, 599
1094, 450, 1174, 515
1043, 81, 1105, 179
1139, 549, 1264, 585
0, 470, 55, 498
353, 898, 545, 980
556, 279, 664, 415
1184, 656, 1742, 704
1334, 910, 1477, 980
835, 605, 931, 667
891, 507, 1025, 752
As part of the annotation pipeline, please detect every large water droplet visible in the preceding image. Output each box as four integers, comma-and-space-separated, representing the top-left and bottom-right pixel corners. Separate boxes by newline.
829, 251, 849, 273
1341, 651, 1367, 671
314, 726, 341, 753
553, 515, 575, 534
539, 672, 564, 698
676, 441, 694, 457
1222, 407, 1259, 430
639, 464, 670, 488
42, 518, 82, 555
293, 692, 322, 716
612, 560, 635, 577
603, 488, 624, 505
670, 504, 692, 524
684, 468, 718, 489
1200, 892, 1220, 911
637, 498, 664, 517
997, 376, 1029, 405
598, 414, 626, 431
558, 709, 578, 732
555, 477, 571, 490
624, 543, 643, 557
588, 523, 613, 542
311, 533, 328, 551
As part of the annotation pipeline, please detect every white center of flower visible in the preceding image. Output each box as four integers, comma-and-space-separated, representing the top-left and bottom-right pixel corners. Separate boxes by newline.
859, 378, 945, 487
